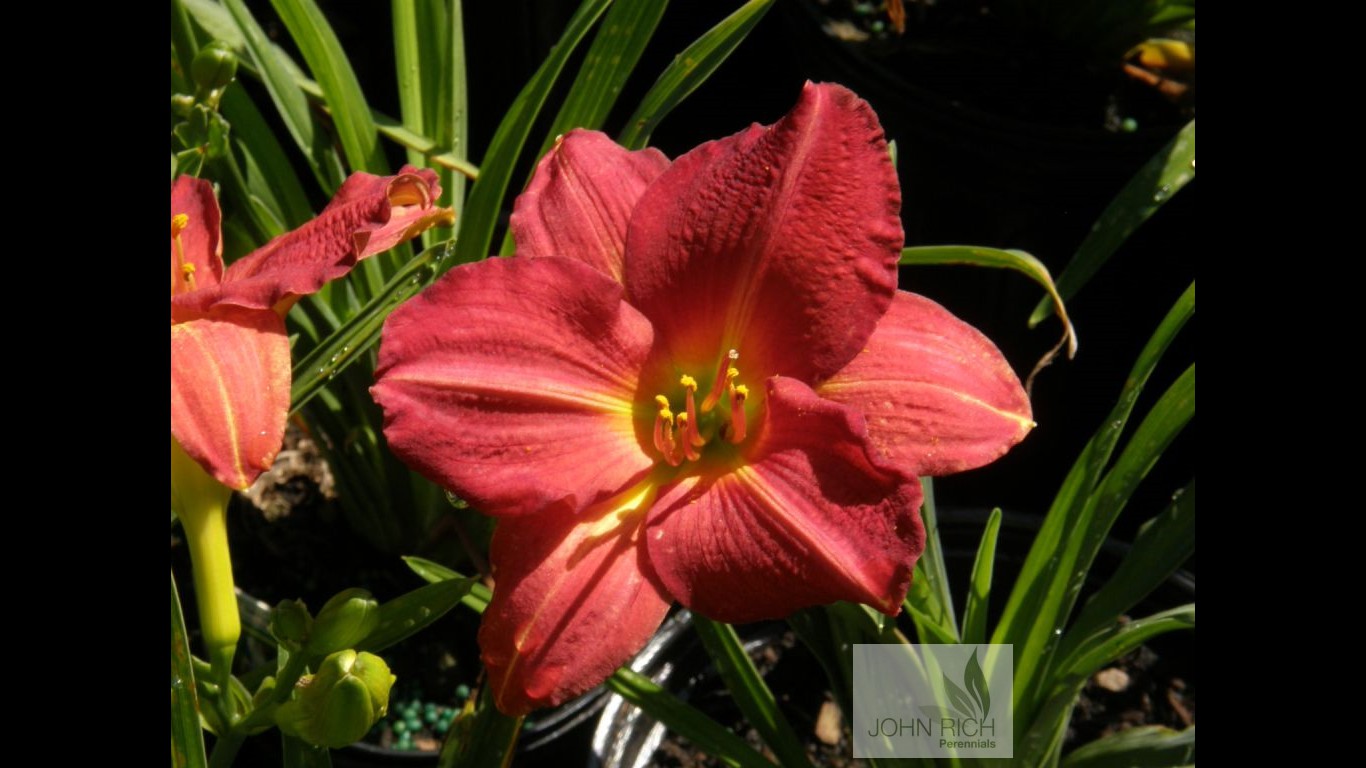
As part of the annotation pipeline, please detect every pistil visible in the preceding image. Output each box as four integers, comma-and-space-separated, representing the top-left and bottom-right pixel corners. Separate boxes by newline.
700, 349, 739, 412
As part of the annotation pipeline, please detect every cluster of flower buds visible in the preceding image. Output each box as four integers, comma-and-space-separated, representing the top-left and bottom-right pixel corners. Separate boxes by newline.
264, 589, 394, 748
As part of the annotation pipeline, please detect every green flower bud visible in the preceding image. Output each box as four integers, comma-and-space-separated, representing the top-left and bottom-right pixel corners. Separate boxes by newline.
276, 650, 395, 748
307, 588, 380, 655
171, 93, 195, 118
191, 41, 238, 92
270, 599, 314, 648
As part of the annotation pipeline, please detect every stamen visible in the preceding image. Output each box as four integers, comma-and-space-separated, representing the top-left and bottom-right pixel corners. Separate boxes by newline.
679, 375, 705, 447
700, 350, 739, 413
653, 396, 677, 461
171, 214, 197, 294
676, 413, 701, 462
728, 384, 749, 444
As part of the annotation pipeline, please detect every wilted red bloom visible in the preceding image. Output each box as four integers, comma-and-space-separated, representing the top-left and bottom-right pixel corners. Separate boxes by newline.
171, 168, 453, 489
372, 84, 1032, 715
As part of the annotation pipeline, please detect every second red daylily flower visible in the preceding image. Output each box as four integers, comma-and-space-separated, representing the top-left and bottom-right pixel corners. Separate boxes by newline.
372, 83, 1033, 715
171, 167, 453, 490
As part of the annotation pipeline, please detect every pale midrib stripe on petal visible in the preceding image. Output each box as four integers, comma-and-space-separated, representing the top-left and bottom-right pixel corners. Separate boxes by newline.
387, 373, 637, 416
821, 378, 1033, 431
175, 322, 248, 489
731, 464, 871, 596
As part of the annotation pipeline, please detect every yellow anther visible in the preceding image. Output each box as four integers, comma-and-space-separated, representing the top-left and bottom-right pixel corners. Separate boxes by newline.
659, 408, 674, 423
171, 213, 189, 236
734, 384, 749, 399
182, 263, 197, 280
679, 375, 697, 391
655, 395, 671, 411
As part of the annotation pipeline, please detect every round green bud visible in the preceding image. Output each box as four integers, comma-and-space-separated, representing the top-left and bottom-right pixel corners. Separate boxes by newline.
191, 41, 238, 91
270, 599, 314, 647
276, 650, 396, 749
171, 93, 195, 117
307, 588, 380, 655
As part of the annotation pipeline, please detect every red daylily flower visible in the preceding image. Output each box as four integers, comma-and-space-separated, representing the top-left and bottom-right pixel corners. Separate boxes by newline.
372, 83, 1033, 715
171, 167, 453, 489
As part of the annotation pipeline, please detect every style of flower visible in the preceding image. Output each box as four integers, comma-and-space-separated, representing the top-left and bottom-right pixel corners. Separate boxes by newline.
371, 83, 1033, 715
171, 167, 453, 489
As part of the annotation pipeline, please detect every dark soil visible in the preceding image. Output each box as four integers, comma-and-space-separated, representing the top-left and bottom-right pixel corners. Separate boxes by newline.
1069, 641, 1196, 745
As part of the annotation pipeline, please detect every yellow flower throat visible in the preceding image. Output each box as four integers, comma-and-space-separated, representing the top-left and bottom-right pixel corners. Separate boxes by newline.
652, 349, 750, 466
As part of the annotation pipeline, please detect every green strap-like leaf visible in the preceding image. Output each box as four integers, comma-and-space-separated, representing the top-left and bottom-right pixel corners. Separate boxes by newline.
171, 571, 208, 768
996, 283, 1193, 728
270, 0, 386, 175
692, 617, 813, 768
402, 556, 492, 613
1016, 364, 1195, 725
542, 0, 669, 156
901, 245, 1078, 381
171, 0, 200, 80
1030, 121, 1195, 327
606, 668, 777, 768
1015, 364, 1195, 720
290, 240, 453, 413
904, 478, 960, 642
392, 0, 430, 171
497, 0, 670, 255
993, 283, 1192, 650
1063, 479, 1195, 655
960, 508, 1002, 646
356, 577, 476, 654
451, 0, 615, 267
1061, 725, 1196, 768
1017, 606, 1195, 766
618, 0, 776, 150
442, 0, 469, 219
1062, 605, 1195, 682
184, 0, 477, 181
222, 0, 345, 193
903, 589, 960, 645
219, 86, 314, 227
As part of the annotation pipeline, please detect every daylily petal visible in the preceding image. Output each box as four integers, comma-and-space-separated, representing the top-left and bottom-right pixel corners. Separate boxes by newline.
170, 176, 224, 296
511, 130, 669, 283
818, 291, 1034, 476
645, 377, 924, 622
172, 166, 453, 316
170, 306, 290, 490
624, 82, 902, 383
480, 484, 671, 716
372, 256, 656, 516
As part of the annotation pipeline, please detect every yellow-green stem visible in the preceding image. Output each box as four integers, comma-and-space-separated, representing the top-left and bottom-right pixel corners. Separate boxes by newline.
171, 439, 240, 694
